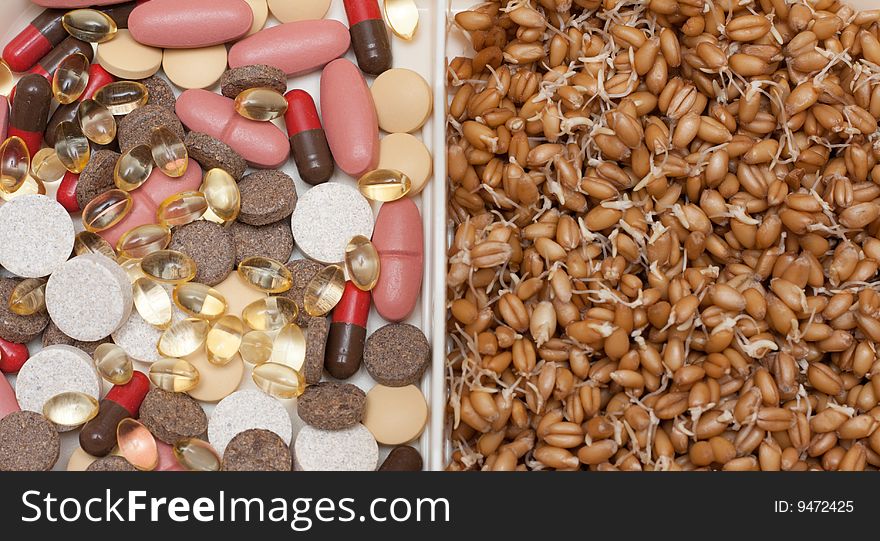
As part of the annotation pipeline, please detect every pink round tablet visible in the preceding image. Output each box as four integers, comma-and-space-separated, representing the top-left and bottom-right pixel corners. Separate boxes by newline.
371, 198, 423, 322
229, 20, 350, 77
129, 0, 253, 48
0, 374, 19, 420
320, 59, 379, 177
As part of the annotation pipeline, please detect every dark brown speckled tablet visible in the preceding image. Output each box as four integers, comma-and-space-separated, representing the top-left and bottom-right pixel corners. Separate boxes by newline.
117, 104, 185, 154
42, 321, 113, 356
229, 220, 293, 267
0, 411, 60, 471
168, 221, 235, 286
378, 446, 423, 471
238, 170, 297, 226
184, 132, 247, 181
86, 455, 138, 472
220, 65, 287, 99
139, 388, 208, 445
363, 324, 430, 387
297, 382, 365, 430
76, 150, 120, 209
139, 76, 177, 110
221, 428, 292, 471
0, 278, 49, 344
303, 316, 329, 384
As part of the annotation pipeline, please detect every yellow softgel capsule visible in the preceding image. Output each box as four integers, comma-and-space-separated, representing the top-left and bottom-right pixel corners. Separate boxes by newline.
52, 52, 90, 104
237, 256, 293, 293
173, 438, 221, 471
269, 323, 306, 371
74, 230, 116, 259
303, 264, 345, 316
0, 60, 12, 97
149, 358, 200, 393
54, 120, 91, 173
150, 126, 188, 178
344, 235, 380, 291
62, 9, 118, 43
140, 249, 197, 284
173, 282, 227, 321
242, 296, 299, 332
93, 343, 133, 385
43, 391, 99, 427
239, 330, 273, 365
81, 189, 132, 232
118, 256, 146, 283
0, 175, 45, 201
30, 148, 67, 183
357, 168, 411, 202
116, 418, 158, 471
157, 191, 208, 227
77, 99, 117, 145
157, 318, 209, 358
252, 362, 305, 399
93, 81, 149, 115
0, 136, 30, 195
206, 314, 244, 365
132, 276, 173, 328
8, 278, 47, 316
234, 87, 288, 121
116, 223, 171, 259
201, 168, 240, 224
384, 0, 419, 40
114, 144, 154, 191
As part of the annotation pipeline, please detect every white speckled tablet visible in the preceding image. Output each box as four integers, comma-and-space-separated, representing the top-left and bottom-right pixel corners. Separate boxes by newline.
0, 195, 74, 278
208, 390, 292, 455
15, 345, 101, 432
290, 183, 374, 264
294, 424, 378, 471
46, 254, 133, 342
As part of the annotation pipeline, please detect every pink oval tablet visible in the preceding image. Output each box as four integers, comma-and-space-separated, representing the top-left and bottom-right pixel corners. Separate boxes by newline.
371, 198, 423, 322
0, 374, 19, 420
229, 20, 350, 76
129, 0, 253, 48
99, 197, 156, 247
176, 89, 289, 168
31, 0, 129, 6
156, 440, 185, 471
139, 159, 202, 207
320, 59, 379, 177
0, 96, 8, 142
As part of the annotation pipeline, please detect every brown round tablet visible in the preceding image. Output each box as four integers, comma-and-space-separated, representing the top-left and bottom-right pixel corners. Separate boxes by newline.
303, 316, 328, 383
378, 445, 423, 471
139, 75, 177, 110
42, 321, 113, 356
220, 64, 287, 99
117, 104, 185, 154
229, 219, 293, 267
0, 411, 60, 471
282, 259, 323, 326
221, 428, 292, 471
86, 455, 138, 472
0, 277, 49, 344
363, 324, 430, 387
76, 150, 120, 209
168, 221, 235, 286
139, 388, 208, 444
297, 382, 365, 430
238, 170, 297, 226
184, 132, 247, 181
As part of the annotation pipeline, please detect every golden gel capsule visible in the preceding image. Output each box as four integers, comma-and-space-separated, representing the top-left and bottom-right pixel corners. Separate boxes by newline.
81, 189, 132, 232
173, 282, 227, 321
242, 296, 299, 332
117, 418, 158, 471
43, 391, 99, 427
304, 265, 345, 316
140, 249, 197, 284
157, 191, 208, 227
93, 343, 133, 385
77, 99, 117, 145
0, 60, 12, 97
252, 362, 305, 399
384, 0, 419, 40
52, 52, 90, 104
0, 136, 30, 194
344, 235, 380, 291
358, 169, 411, 202
0, 175, 44, 201
93, 81, 149, 115
201, 168, 240, 224
173, 438, 221, 472
237, 256, 293, 293
74, 230, 116, 259
149, 358, 200, 393
132, 276, 173, 328
30, 148, 66, 183
62, 9, 118, 43
239, 330, 273, 365
54, 120, 91, 173
8, 278, 47, 316
234, 87, 288, 121
115, 144, 154, 191
206, 314, 244, 365
269, 323, 306, 371
118, 256, 146, 283
150, 126, 188, 178
158, 318, 209, 358
116, 223, 171, 259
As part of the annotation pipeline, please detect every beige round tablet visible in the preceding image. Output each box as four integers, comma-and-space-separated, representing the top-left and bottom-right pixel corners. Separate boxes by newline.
377, 133, 433, 195
66, 447, 99, 471
163, 45, 228, 90
185, 348, 244, 402
213, 272, 267, 318
362, 385, 427, 445
268, 0, 331, 22
96, 29, 163, 79
244, 0, 269, 36
371, 69, 433, 133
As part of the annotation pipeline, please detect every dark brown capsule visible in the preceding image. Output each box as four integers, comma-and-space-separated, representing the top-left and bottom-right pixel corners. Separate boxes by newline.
283, 90, 333, 185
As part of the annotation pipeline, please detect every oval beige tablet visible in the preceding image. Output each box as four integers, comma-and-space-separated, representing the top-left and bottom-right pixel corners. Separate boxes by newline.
268, 0, 331, 22
370, 68, 432, 133
67, 446, 100, 471
244, 0, 269, 36
185, 348, 244, 402
163, 45, 229, 90
362, 385, 427, 445
377, 133, 433, 195
96, 29, 163, 79
213, 271, 267, 318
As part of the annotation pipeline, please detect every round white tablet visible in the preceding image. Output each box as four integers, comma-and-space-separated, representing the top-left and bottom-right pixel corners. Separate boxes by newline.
294, 424, 379, 471
208, 390, 292, 456
0, 195, 74, 278
290, 183, 375, 264
46, 254, 133, 342
15, 345, 101, 432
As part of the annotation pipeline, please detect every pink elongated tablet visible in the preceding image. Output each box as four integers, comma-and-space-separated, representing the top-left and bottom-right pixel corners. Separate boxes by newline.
99, 196, 156, 247
156, 440, 186, 471
371, 198, 423, 322
31, 0, 129, 6
320, 59, 379, 177
0, 374, 19, 420
129, 0, 253, 48
229, 20, 350, 76
176, 89, 289, 168
0, 96, 7, 142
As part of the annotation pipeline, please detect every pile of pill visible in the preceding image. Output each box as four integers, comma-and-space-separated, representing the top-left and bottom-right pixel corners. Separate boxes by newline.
0, 0, 430, 472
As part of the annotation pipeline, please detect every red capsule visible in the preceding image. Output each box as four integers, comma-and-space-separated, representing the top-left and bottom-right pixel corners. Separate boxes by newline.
2, 9, 67, 73
325, 281, 370, 380
79, 370, 149, 457
57, 171, 80, 212
0, 337, 30, 374
342, 0, 392, 76
46, 63, 116, 147
8, 74, 52, 157
284, 89, 333, 185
